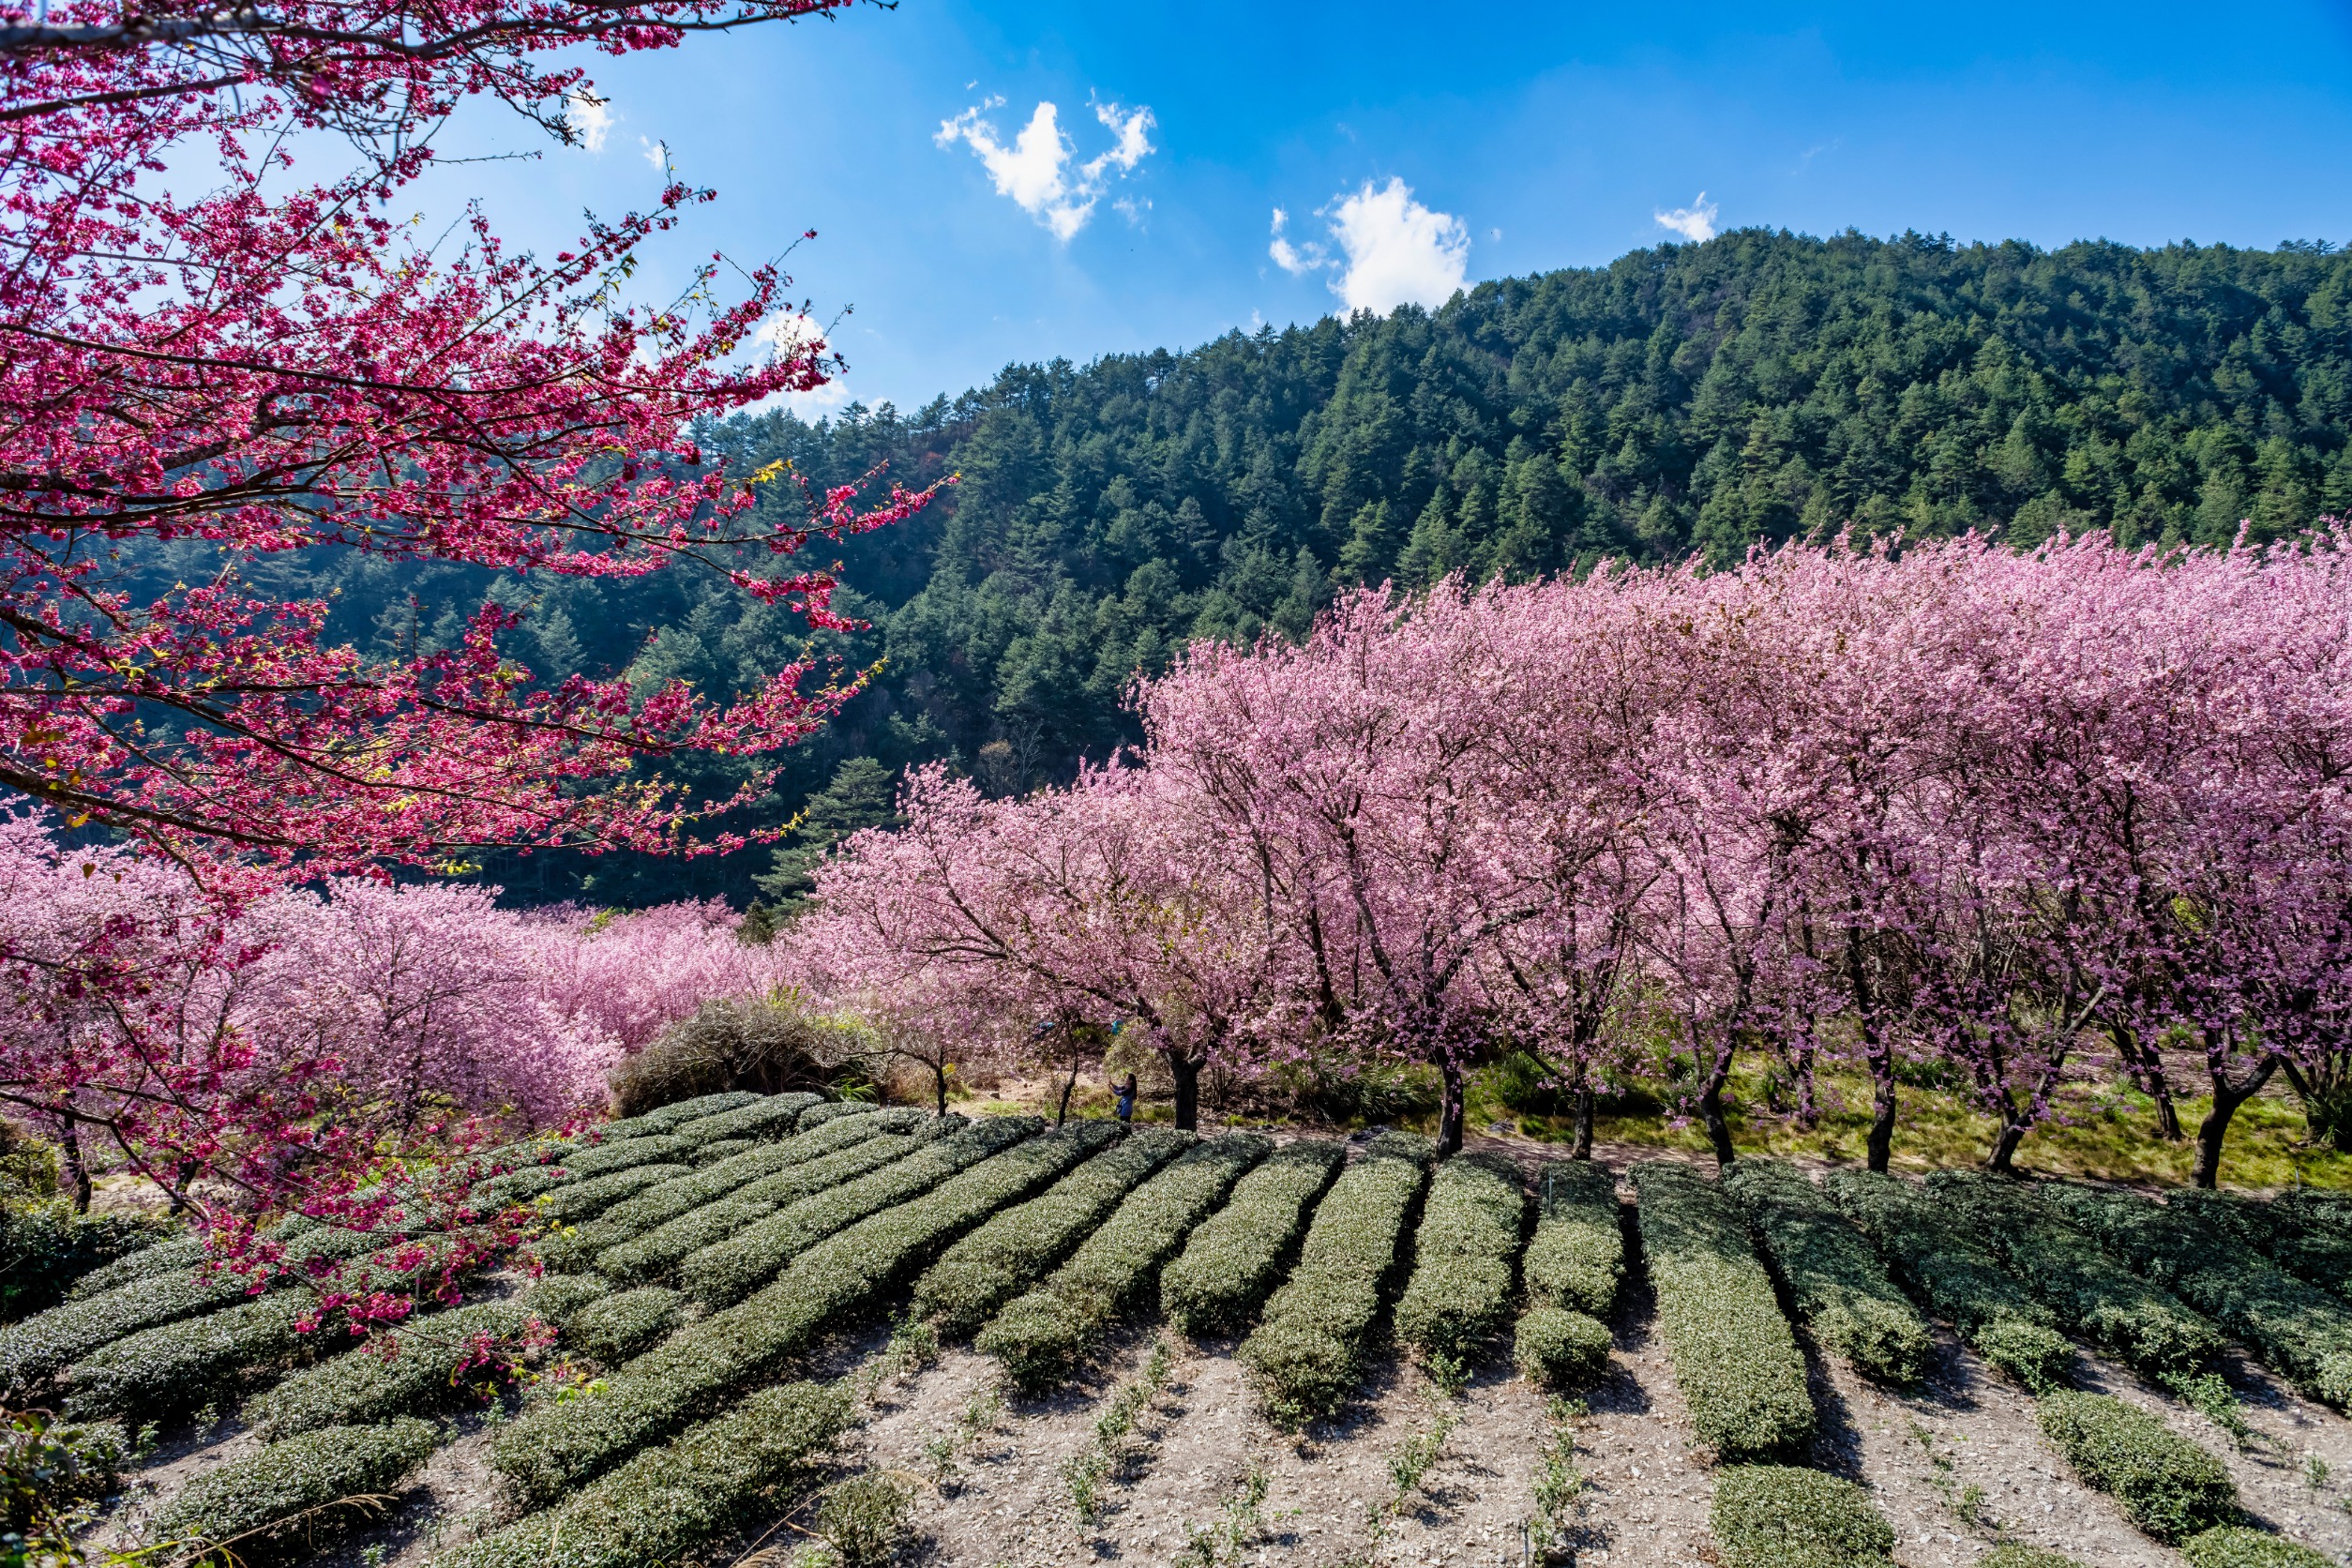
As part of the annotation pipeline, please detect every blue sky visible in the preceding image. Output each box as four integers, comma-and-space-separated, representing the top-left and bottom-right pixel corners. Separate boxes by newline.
430, 0, 2352, 415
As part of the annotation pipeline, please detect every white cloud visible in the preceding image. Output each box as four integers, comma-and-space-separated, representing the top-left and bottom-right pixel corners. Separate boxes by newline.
641, 136, 669, 173
565, 92, 615, 154
754, 311, 826, 357
1268, 181, 1470, 312
936, 94, 1156, 241
1268, 207, 1320, 276
1654, 191, 1719, 242
745, 312, 852, 418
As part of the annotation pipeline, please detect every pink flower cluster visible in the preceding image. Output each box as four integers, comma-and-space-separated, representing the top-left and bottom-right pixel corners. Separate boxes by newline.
793, 531, 2352, 1184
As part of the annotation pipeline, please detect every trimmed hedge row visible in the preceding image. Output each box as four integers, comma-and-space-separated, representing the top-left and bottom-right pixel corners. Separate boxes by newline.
566, 1288, 686, 1366
1725, 1161, 1931, 1384
1394, 1152, 1528, 1364
537, 1112, 910, 1274
558, 1135, 694, 1179
977, 1132, 1273, 1391
675, 1115, 1020, 1305
2041, 1183, 2352, 1409
1159, 1139, 1344, 1337
2035, 1391, 2238, 1543
532, 1163, 693, 1228
687, 1138, 753, 1167
596, 1092, 762, 1140
912, 1125, 1174, 1335
670, 1091, 824, 1147
1925, 1171, 2220, 1386
1824, 1168, 2073, 1393
1523, 1160, 1624, 1317
154, 1417, 441, 1557
1709, 1464, 1896, 1568
1631, 1162, 1816, 1461
437, 1382, 851, 1568
64, 1292, 310, 1419
466, 1163, 577, 1210
796, 1100, 875, 1129
590, 1129, 930, 1285
1236, 1131, 1434, 1425
2174, 1191, 2352, 1306
492, 1118, 1068, 1503
1514, 1305, 1611, 1388
2182, 1527, 2336, 1568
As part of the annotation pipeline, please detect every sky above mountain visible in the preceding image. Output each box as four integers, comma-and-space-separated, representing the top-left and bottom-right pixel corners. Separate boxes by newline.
430, 0, 2352, 415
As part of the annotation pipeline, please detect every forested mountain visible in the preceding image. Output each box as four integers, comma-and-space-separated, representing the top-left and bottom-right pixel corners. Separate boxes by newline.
195, 228, 2352, 906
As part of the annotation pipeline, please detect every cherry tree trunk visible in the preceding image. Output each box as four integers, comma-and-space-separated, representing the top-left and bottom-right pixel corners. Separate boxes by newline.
1572, 1087, 1596, 1160
1437, 1059, 1467, 1156
1847, 927, 1898, 1173
55, 1108, 90, 1215
2194, 1053, 2282, 1189
1169, 1054, 1202, 1132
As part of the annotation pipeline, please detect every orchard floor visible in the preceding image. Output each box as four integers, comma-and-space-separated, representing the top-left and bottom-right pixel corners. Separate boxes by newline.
88, 1134, 2352, 1568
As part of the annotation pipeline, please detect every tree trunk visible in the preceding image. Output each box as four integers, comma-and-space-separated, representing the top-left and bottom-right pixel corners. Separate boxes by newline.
1847, 927, 1897, 1172
1572, 1086, 1595, 1160
54, 1106, 90, 1214
1986, 1118, 2028, 1174
1168, 1054, 1201, 1133
2116, 1026, 2184, 1139
2194, 1051, 2282, 1189
1055, 1060, 1078, 1126
933, 1061, 949, 1117
1436, 1058, 1466, 1157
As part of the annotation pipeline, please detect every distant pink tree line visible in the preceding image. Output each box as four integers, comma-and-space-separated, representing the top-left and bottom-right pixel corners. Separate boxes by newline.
790, 531, 2352, 1188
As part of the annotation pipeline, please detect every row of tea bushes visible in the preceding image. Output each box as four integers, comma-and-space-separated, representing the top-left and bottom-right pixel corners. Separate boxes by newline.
1724, 1160, 1931, 1384
913, 1129, 1184, 1336
153, 1418, 442, 1561
1709, 1465, 1897, 1568
1925, 1172, 2223, 1389
1631, 1162, 1815, 1461
596, 1092, 762, 1141
1513, 1159, 1623, 1389
1825, 1168, 2073, 1393
558, 1136, 694, 1180
2039, 1184, 2352, 1410
979, 1132, 1273, 1391
1237, 1132, 1434, 1425
565, 1287, 686, 1367
2035, 1391, 2238, 1543
1394, 1152, 1528, 1364
1159, 1140, 1345, 1338
492, 1118, 1076, 1504
665, 1092, 825, 1147
533, 1164, 693, 1228
675, 1117, 1010, 1305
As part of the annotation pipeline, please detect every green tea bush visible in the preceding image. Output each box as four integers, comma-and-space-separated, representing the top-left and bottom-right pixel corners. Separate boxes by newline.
671, 1091, 825, 1147
1236, 1132, 1434, 1425
1927, 1172, 2220, 1386
1825, 1168, 2072, 1392
532, 1164, 693, 1227
1725, 1161, 1930, 1384
558, 1136, 693, 1179
565, 1288, 685, 1366
1159, 1139, 1344, 1337
1631, 1162, 1815, 1461
599, 1091, 763, 1138
592, 1131, 927, 1286
2264, 1191, 2352, 1298
252, 1296, 549, 1437
912, 1127, 1177, 1336
2035, 1391, 2238, 1542
1523, 1160, 1624, 1317
797, 1101, 877, 1129
5, 1267, 265, 1394
686, 1138, 754, 1167
1978, 1547, 2088, 1568
440, 1383, 851, 1568
1708, 1465, 1895, 1568
976, 1133, 1272, 1391
0, 1203, 162, 1325
1394, 1152, 1528, 1364
462, 1163, 575, 1212
64, 1292, 309, 1419
66, 1232, 214, 1303
2039, 1183, 2352, 1409
676, 1117, 1034, 1305
492, 1119, 1071, 1503
1513, 1305, 1611, 1388
2180, 1526, 2335, 1568
152, 1418, 439, 1558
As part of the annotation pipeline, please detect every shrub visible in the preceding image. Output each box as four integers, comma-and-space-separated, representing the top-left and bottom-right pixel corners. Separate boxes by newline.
671, 1091, 825, 1147
0, 1202, 163, 1325
1708, 1465, 1895, 1568
2263, 1191, 2352, 1298
814, 1472, 916, 1568
1725, 1161, 1931, 1384
565, 1288, 684, 1366
1514, 1305, 1611, 1388
66, 1232, 214, 1303
532, 1163, 692, 1228
1, 1411, 127, 1560
2035, 1391, 2238, 1542
4, 1267, 265, 1395
1394, 1152, 1528, 1364
598, 1090, 763, 1138
1978, 1547, 2087, 1568
676, 1116, 1030, 1305
1824, 1168, 2072, 1392
1236, 1131, 1434, 1425
1631, 1162, 1815, 1461
1524, 1160, 1624, 1317
608, 998, 855, 1117
251, 1296, 545, 1436
2181, 1527, 2335, 1568
466, 1163, 577, 1210
152, 1418, 439, 1558
913, 1127, 1179, 1336
1160, 1140, 1344, 1337
687, 1138, 754, 1167
445, 1382, 850, 1568
557, 1135, 693, 1179
2039, 1183, 2352, 1409
493, 1118, 1073, 1503
592, 1128, 929, 1286
977, 1133, 1272, 1390
1926, 1172, 2220, 1387
64, 1292, 310, 1419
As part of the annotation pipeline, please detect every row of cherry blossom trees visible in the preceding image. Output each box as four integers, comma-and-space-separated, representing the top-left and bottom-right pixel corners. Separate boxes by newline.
791, 533, 2352, 1186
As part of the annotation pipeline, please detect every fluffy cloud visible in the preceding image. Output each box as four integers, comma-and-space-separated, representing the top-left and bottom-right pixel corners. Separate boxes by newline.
1269, 178, 1470, 313
936, 96, 1156, 241
565, 92, 615, 154
747, 313, 852, 417
641, 136, 669, 173
1654, 191, 1719, 242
